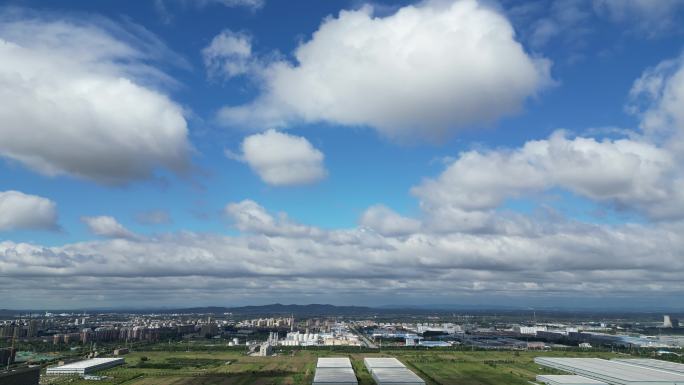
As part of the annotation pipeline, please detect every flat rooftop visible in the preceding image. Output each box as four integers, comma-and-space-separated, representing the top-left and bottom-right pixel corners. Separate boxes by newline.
370, 367, 425, 384
317, 357, 353, 368
537, 374, 608, 384
535, 357, 684, 384
613, 359, 684, 375
363, 357, 405, 369
50, 358, 124, 370
313, 367, 357, 384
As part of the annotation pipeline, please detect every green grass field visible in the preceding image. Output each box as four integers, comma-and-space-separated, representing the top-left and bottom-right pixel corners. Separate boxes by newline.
40, 347, 627, 385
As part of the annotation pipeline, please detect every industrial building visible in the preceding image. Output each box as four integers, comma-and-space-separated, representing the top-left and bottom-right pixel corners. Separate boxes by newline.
0, 366, 40, 385
537, 374, 608, 384
364, 357, 406, 371
612, 359, 684, 375
370, 367, 425, 384
313, 357, 357, 385
534, 357, 684, 384
364, 357, 425, 385
318, 357, 354, 368
46, 357, 125, 376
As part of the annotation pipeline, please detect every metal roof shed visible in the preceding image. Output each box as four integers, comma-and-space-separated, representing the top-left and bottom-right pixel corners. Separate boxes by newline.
537, 374, 608, 384
612, 359, 684, 375
313, 367, 358, 385
45, 358, 125, 376
535, 357, 684, 385
318, 357, 353, 368
370, 367, 425, 385
364, 357, 405, 372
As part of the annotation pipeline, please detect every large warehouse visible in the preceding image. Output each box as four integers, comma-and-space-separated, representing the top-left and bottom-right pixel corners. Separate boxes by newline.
318, 358, 354, 368
364, 357, 425, 385
46, 357, 125, 376
534, 357, 684, 385
313, 357, 357, 385
363, 357, 406, 371
537, 374, 608, 385
612, 359, 684, 375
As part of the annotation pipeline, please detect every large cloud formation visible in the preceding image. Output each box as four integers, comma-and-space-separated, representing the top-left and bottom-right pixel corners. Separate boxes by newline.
2, 199, 683, 308
0, 190, 58, 231
410, 51, 684, 229
215, 0, 552, 140
412, 132, 682, 226
4, 6, 684, 309
0, 10, 191, 185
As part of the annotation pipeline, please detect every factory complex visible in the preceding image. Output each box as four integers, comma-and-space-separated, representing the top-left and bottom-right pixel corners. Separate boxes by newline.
535, 357, 684, 385
45, 357, 125, 376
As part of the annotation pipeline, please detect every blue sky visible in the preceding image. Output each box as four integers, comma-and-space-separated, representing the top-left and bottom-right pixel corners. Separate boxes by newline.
1, 0, 684, 309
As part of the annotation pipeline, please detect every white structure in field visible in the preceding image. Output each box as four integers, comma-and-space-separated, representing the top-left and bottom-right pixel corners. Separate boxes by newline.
612, 359, 684, 375
313, 357, 357, 385
534, 357, 684, 384
317, 358, 353, 368
537, 375, 608, 385
364, 357, 425, 385
46, 358, 124, 376
363, 357, 405, 371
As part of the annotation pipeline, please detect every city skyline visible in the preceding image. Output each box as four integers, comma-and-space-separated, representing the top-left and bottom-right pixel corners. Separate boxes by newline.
1, 0, 684, 308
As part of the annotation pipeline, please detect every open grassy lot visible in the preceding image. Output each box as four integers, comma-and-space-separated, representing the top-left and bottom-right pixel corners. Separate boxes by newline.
348, 350, 623, 385
41, 348, 626, 385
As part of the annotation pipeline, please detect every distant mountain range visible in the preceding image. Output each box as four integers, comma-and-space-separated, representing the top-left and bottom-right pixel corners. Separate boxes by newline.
0, 303, 389, 317
1, 303, 681, 317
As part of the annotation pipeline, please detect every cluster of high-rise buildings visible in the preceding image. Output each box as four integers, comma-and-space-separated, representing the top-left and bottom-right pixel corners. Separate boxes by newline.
237, 316, 295, 329
0, 320, 43, 339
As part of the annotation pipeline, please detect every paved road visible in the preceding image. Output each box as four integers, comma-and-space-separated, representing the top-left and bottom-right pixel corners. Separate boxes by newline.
350, 324, 378, 348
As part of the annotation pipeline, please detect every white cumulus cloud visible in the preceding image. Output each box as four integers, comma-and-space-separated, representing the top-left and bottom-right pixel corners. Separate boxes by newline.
82, 216, 138, 240
0, 190, 58, 231
202, 30, 253, 79
217, 0, 552, 141
229, 130, 327, 186
359, 205, 421, 236
412, 131, 682, 226
629, 53, 684, 156
0, 10, 191, 185
224, 199, 323, 238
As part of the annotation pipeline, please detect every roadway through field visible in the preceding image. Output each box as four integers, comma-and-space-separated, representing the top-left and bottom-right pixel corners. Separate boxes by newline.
350, 326, 378, 348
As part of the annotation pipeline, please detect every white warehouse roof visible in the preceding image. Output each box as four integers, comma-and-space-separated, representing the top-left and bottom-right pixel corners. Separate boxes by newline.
613, 359, 684, 375
535, 357, 684, 385
370, 367, 425, 385
46, 358, 125, 375
313, 367, 357, 384
318, 357, 353, 368
537, 374, 608, 384
364, 357, 405, 371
